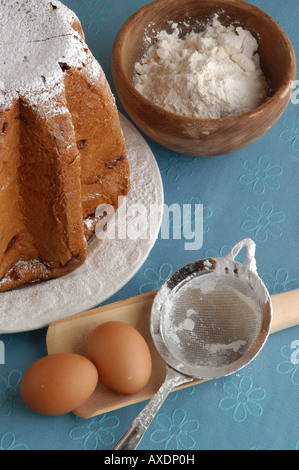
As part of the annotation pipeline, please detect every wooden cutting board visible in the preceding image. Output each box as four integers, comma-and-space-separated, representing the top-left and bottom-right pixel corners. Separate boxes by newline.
46, 289, 299, 419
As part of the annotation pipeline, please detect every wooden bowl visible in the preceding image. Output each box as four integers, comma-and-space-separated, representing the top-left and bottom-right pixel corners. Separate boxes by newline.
112, 0, 296, 157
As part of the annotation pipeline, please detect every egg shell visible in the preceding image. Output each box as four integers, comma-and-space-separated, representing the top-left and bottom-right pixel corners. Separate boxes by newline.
20, 353, 98, 416
87, 321, 152, 394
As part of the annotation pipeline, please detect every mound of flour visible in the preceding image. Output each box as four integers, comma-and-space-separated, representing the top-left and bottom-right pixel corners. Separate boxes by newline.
134, 16, 268, 119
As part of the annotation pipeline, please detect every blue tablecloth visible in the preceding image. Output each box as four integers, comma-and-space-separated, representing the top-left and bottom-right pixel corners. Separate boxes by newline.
0, 0, 299, 451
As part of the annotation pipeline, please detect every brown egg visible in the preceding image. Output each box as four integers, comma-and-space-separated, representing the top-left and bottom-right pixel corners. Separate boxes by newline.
87, 321, 152, 394
20, 353, 98, 416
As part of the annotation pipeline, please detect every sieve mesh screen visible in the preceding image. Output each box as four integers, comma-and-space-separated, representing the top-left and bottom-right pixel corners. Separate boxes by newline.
161, 274, 262, 369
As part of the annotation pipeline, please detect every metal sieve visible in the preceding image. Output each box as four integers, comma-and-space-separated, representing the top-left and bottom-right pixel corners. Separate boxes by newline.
113, 238, 272, 450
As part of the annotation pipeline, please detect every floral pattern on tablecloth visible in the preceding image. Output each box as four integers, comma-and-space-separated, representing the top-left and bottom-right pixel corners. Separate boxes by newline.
0, 0, 298, 451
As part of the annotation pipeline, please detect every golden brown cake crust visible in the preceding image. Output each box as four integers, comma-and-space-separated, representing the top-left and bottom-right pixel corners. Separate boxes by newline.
0, 0, 130, 292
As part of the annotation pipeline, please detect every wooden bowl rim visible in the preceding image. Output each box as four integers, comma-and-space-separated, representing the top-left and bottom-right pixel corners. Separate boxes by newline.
112, 0, 297, 124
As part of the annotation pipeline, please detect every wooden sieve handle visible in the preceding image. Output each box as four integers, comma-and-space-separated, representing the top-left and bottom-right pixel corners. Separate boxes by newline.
271, 289, 299, 334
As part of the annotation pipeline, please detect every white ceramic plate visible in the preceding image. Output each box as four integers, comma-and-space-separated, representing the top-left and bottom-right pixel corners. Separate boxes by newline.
0, 114, 164, 333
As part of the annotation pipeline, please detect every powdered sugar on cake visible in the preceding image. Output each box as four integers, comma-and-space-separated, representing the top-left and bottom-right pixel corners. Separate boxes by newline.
0, 0, 103, 110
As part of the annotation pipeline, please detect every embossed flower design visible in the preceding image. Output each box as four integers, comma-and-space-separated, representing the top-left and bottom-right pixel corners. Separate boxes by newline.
69, 414, 120, 449
0, 432, 29, 450
150, 408, 199, 450
168, 385, 195, 402
139, 263, 173, 294
169, 197, 213, 235
79, 0, 116, 34
277, 345, 299, 385
280, 116, 299, 152
261, 268, 299, 295
219, 376, 266, 423
159, 152, 194, 182
183, 197, 213, 235
241, 201, 285, 242
239, 155, 282, 195
0, 370, 24, 416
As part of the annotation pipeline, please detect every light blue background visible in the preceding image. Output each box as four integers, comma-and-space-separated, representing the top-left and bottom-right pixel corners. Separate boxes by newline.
0, 0, 298, 451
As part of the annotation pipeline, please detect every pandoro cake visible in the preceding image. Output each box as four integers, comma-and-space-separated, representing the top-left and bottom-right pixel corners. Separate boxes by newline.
0, 0, 130, 292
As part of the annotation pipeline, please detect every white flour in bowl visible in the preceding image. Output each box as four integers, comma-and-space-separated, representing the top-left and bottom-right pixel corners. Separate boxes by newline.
134, 15, 269, 119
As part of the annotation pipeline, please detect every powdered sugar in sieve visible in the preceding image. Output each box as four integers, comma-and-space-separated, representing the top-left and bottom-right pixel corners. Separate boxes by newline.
161, 273, 263, 372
